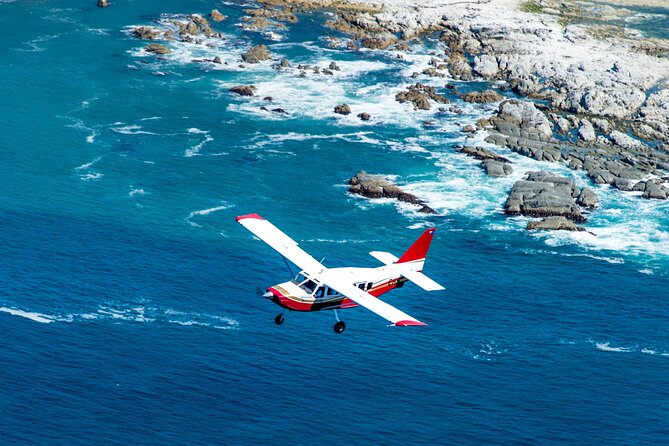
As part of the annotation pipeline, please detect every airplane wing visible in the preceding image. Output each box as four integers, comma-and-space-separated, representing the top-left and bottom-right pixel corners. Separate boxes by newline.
236, 214, 326, 274
319, 274, 427, 326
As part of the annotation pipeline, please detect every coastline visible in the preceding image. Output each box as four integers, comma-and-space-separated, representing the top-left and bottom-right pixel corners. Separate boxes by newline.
250, 0, 669, 209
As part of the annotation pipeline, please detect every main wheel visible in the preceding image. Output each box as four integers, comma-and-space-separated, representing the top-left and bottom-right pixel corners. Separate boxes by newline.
274, 314, 285, 325
333, 321, 346, 334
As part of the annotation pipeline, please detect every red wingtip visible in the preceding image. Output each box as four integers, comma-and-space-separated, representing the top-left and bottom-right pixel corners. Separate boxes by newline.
235, 213, 265, 222
395, 320, 428, 327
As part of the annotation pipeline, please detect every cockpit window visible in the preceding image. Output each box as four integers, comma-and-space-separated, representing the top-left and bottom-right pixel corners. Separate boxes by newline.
301, 280, 317, 293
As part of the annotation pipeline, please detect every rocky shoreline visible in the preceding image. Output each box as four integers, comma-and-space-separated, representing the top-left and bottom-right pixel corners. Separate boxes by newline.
126, 0, 669, 233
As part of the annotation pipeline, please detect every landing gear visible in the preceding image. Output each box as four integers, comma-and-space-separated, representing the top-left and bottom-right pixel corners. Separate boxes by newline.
333, 309, 345, 334
274, 313, 285, 325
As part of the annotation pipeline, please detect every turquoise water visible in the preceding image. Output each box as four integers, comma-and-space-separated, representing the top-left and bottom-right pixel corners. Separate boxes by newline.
1, 1, 668, 444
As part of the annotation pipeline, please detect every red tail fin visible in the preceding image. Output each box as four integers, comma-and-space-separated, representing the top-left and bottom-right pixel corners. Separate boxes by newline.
397, 228, 436, 264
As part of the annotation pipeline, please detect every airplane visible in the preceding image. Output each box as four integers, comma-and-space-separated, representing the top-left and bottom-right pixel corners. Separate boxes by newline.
236, 213, 444, 334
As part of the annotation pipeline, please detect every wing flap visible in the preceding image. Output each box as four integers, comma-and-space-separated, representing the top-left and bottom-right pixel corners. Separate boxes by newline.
320, 278, 426, 326
236, 214, 325, 273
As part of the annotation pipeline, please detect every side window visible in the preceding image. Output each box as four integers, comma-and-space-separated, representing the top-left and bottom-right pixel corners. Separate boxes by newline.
315, 287, 325, 298
366, 282, 373, 291
357, 283, 365, 290
327, 287, 339, 296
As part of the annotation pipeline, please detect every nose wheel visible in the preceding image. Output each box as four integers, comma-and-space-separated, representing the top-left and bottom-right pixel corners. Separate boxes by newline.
334, 321, 346, 334
274, 313, 285, 325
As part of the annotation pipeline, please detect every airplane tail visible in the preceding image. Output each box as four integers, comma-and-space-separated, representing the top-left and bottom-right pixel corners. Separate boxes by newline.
397, 228, 436, 264
369, 228, 444, 292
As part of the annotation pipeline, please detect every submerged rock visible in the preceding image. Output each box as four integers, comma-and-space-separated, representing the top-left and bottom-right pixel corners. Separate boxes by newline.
526, 217, 586, 232
334, 104, 351, 115
97, 0, 110, 7
144, 43, 170, 55
348, 172, 436, 214
229, 85, 257, 96
242, 44, 271, 63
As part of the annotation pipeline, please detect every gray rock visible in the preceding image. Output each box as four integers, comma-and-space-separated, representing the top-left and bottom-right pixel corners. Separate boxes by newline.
280, 58, 291, 68
460, 90, 503, 103
329, 61, 340, 71
395, 83, 449, 110
494, 100, 553, 141
462, 125, 476, 133
473, 54, 499, 79
527, 216, 586, 232
578, 120, 596, 143
447, 52, 472, 80
505, 171, 585, 222
642, 181, 668, 199
97, 0, 110, 7
144, 43, 170, 55
458, 146, 510, 163
132, 27, 161, 40
242, 44, 271, 63
357, 112, 371, 121
210, 9, 226, 22
348, 171, 436, 214
334, 104, 351, 115
229, 85, 256, 96
609, 130, 645, 150
482, 159, 513, 177
576, 187, 598, 208
555, 117, 571, 134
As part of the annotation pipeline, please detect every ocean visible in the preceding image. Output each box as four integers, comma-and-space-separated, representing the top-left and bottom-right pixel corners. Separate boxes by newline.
1, 0, 668, 444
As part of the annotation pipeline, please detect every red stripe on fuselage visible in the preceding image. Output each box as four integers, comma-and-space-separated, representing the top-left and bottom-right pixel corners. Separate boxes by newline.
267, 277, 408, 312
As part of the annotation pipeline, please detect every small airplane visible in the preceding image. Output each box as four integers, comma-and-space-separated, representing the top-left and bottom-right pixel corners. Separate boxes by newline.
236, 213, 444, 333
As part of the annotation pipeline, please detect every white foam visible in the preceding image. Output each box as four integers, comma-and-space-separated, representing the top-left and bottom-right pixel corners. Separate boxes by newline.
596, 342, 632, 353
0, 307, 54, 324
129, 187, 147, 197
185, 128, 214, 157
75, 156, 102, 171
80, 172, 103, 181
111, 124, 157, 135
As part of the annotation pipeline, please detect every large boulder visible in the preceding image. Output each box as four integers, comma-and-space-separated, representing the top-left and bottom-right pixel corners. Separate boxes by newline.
482, 159, 513, 177
494, 100, 553, 141
229, 85, 257, 96
505, 171, 587, 222
334, 104, 351, 115
210, 9, 226, 22
348, 172, 436, 214
242, 44, 271, 63
144, 43, 170, 55
473, 54, 499, 79
460, 90, 503, 103
447, 52, 472, 80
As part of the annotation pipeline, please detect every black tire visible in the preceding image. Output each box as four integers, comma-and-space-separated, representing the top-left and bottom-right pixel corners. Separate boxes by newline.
334, 321, 346, 334
274, 314, 285, 325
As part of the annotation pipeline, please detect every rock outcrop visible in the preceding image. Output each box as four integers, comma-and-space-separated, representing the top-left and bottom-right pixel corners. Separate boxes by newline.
526, 217, 586, 232
229, 85, 257, 96
460, 90, 503, 103
97, 0, 110, 7
458, 146, 512, 177
348, 172, 436, 214
505, 171, 590, 222
334, 104, 351, 115
144, 43, 170, 55
242, 45, 271, 63
210, 9, 226, 22
395, 83, 449, 110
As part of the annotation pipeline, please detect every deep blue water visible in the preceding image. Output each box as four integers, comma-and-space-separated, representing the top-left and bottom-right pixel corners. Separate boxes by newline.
1, 1, 668, 444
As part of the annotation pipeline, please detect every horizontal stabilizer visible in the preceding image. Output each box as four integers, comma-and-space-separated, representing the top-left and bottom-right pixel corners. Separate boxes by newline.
369, 251, 399, 265
402, 270, 445, 291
